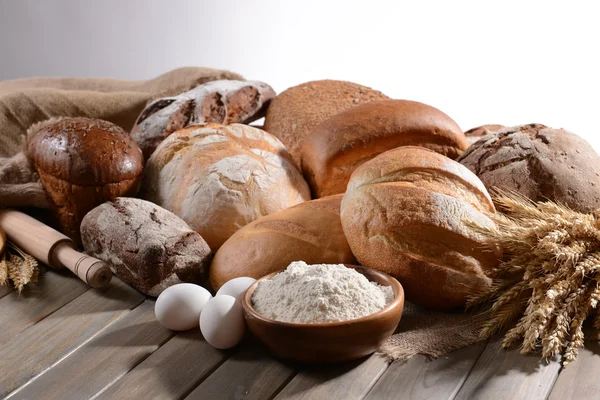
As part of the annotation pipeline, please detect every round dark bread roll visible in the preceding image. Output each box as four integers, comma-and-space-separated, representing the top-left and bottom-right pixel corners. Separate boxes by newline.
464, 124, 504, 145
341, 146, 501, 309
263, 80, 389, 166
81, 198, 212, 296
27, 117, 144, 244
458, 124, 600, 213
210, 194, 357, 291
302, 100, 468, 198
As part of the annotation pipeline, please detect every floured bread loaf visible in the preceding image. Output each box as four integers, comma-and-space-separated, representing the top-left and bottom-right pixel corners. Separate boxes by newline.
131, 80, 275, 158
142, 123, 311, 250
302, 100, 468, 197
263, 80, 388, 165
464, 124, 504, 145
341, 146, 501, 309
210, 194, 356, 290
81, 198, 212, 296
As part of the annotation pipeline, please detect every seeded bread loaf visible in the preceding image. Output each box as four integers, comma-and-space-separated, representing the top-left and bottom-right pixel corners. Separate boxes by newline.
263, 80, 388, 166
458, 124, 600, 213
81, 198, 212, 296
341, 146, 501, 309
210, 194, 356, 290
302, 100, 468, 197
27, 117, 144, 245
131, 80, 276, 158
142, 123, 311, 250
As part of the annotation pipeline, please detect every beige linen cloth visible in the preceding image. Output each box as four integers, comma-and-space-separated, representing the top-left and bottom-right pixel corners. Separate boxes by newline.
0, 67, 487, 361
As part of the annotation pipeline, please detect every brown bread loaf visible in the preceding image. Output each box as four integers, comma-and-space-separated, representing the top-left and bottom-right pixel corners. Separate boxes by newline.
302, 100, 468, 197
341, 146, 501, 309
131, 80, 275, 158
464, 124, 504, 145
142, 123, 311, 250
263, 80, 388, 166
210, 194, 356, 290
27, 117, 144, 245
458, 124, 600, 213
81, 198, 212, 296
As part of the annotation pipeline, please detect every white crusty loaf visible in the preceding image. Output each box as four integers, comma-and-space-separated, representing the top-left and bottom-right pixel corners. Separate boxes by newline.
141, 123, 311, 250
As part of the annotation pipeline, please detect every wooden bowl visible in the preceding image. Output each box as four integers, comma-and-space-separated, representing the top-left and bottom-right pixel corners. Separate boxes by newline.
242, 265, 404, 364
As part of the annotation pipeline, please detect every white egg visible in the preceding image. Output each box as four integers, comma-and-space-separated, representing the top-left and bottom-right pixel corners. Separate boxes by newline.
216, 277, 256, 302
155, 283, 212, 331
200, 295, 246, 349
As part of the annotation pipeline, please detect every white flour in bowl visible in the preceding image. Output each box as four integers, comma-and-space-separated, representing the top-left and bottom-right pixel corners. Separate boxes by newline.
251, 261, 395, 323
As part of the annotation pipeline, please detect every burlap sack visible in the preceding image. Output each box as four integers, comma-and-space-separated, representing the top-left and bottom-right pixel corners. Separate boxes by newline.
0, 67, 243, 208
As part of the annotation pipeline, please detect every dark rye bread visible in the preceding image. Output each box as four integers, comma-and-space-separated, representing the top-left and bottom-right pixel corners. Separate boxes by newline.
458, 124, 600, 213
131, 80, 276, 158
302, 100, 468, 197
81, 197, 212, 296
464, 124, 504, 145
341, 146, 501, 309
210, 194, 357, 291
27, 117, 144, 245
263, 80, 389, 166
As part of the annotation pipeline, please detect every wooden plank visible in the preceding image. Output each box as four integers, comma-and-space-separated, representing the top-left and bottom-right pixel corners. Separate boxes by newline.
548, 339, 600, 400
454, 337, 561, 400
98, 329, 229, 400
275, 355, 389, 400
186, 342, 296, 400
364, 342, 487, 400
0, 269, 89, 343
12, 300, 173, 400
0, 278, 144, 398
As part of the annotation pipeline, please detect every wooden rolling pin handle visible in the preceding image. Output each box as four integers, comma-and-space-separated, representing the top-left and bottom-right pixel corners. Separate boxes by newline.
54, 242, 113, 288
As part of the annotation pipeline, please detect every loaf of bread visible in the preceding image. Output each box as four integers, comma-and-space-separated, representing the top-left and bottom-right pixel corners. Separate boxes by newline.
131, 80, 276, 158
341, 146, 500, 309
464, 124, 504, 145
459, 124, 600, 213
302, 100, 468, 197
27, 117, 144, 245
81, 198, 212, 296
210, 194, 356, 290
142, 123, 311, 250
263, 80, 388, 165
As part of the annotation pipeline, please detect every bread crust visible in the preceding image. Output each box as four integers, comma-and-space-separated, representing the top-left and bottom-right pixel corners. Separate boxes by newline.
263, 80, 388, 166
27, 117, 144, 244
341, 146, 500, 309
210, 195, 356, 290
142, 123, 311, 250
302, 100, 468, 197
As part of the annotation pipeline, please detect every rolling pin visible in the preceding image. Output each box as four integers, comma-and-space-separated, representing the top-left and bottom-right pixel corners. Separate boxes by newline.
0, 209, 112, 288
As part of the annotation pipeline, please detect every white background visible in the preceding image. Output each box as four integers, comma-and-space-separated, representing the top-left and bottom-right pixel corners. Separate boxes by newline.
1, 0, 599, 150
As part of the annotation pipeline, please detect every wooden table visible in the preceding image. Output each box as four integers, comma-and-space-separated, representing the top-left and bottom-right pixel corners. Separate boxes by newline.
1, 268, 598, 400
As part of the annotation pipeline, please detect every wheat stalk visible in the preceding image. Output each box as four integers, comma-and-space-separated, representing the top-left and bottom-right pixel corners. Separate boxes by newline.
0, 242, 39, 292
469, 192, 600, 366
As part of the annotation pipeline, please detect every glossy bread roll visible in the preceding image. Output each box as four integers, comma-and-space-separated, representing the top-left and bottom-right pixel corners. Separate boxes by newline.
340, 146, 500, 309
210, 195, 356, 290
27, 117, 144, 244
302, 100, 468, 197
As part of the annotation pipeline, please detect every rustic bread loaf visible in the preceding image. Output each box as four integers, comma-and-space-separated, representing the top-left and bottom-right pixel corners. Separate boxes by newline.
210, 194, 356, 290
0, 226, 5, 255
464, 124, 504, 145
142, 123, 311, 250
27, 117, 144, 245
458, 124, 600, 213
263, 80, 388, 166
341, 146, 500, 309
81, 198, 212, 296
131, 80, 275, 158
302, 100, 468, 197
